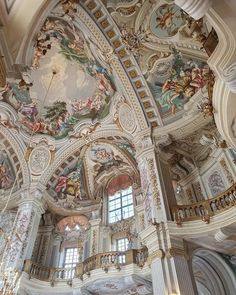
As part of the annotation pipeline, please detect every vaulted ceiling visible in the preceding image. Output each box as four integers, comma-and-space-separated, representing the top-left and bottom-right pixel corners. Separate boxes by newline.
0, 0, 217, 214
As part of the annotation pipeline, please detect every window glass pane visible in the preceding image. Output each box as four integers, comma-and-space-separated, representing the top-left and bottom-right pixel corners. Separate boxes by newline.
64, 248, 78, 269
117, 238, 129, 252
122, 206, 132, 219
114, 210, 121, 222
108, 186, 134, 223
122, 187, 132, 195
122, 195, 132, 206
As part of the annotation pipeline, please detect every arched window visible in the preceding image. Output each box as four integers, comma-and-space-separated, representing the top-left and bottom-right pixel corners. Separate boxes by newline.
108, 186, 134, 223
64, 247, 79, 268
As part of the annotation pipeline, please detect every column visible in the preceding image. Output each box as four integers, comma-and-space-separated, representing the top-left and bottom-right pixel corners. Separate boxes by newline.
3, 188, 45, 271
175, 0, 212, 20
142, 224, 197, 295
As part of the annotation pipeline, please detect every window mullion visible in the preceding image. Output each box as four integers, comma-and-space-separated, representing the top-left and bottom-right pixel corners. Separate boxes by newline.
120, 194, 123, 220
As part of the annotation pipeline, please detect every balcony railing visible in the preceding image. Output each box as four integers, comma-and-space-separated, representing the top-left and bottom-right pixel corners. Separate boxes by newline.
172, 183, 236, 224
23, 260, 75, 286
23, 248, 148, 285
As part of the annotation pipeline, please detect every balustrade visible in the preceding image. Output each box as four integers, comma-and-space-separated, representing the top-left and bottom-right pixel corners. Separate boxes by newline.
79, 248, 148, 275
24, 260, 75, 285
172, 183, 236, 224
23, 248, 148, 283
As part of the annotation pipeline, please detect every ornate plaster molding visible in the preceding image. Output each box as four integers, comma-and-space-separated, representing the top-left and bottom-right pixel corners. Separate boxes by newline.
175, 0, 212, 20
0, 125, 30, 186
147, 249, 165, 264
222, 62, 236, 93
166, 247, 189, 260
214, 226, 236, 242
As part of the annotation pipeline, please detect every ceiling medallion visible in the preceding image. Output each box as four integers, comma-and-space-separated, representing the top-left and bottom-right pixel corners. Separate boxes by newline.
118, 103, 137, 133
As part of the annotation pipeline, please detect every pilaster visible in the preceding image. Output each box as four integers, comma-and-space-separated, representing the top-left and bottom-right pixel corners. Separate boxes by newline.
134, 132, 177, 225
35, 225, 54, 266
3, 187, 45, 271
89, 213, 101, 256
140, 223, 197, 295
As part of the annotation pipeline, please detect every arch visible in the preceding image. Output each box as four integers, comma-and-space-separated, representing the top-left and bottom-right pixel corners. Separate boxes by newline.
40, 128, 135, 185
192, 248, 236, 295
204, 4, 236, 148
196, 281, 213, 295
40, 128, 139, 215
56, 215, 89, 232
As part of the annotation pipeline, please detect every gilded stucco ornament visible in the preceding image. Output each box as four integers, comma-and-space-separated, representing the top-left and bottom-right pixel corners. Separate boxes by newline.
148, 249, 165, 263
166, 247, 189, 260
121, 26, 150, 57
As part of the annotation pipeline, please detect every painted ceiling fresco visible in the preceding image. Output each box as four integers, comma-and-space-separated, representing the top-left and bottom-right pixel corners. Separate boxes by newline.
1, 13, 116, 139
47, 141, 138, 210
0, 0, 216, 140
109, 0, 213, 124
0, 149, 15, 191
150, 3, 186, 38
146, 48, 211, 117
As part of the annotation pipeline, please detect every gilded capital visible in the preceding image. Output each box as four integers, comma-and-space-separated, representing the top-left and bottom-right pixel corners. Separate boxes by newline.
148, 249, 165, 265
166, 247, 189, 260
